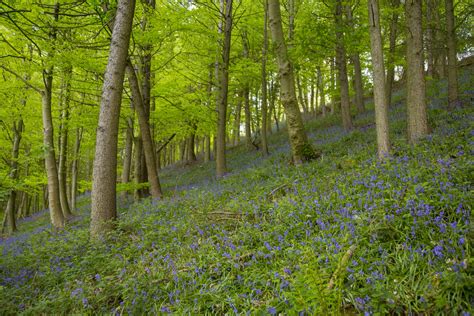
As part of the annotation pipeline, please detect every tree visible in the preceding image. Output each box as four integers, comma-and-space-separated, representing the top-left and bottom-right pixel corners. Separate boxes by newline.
335, 0, 353, 131
445, 0, 459, 109
385, 0, 401, 106
90, 0, 136, 238
57, 66, 73, 219
2, 118, 23, 234
405, 0, 429, 144
126, 62, 163, 199
268, 0, 317, 164
215, 0, 233, 178
345, 4, 365, 114
260, 0, 270, 156
367, 0, 390, 158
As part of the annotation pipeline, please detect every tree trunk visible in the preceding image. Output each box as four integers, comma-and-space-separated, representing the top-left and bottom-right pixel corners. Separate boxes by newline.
120, 115, 133, 200
445, 0, 459, 109
70, 127, 82, 212
204, 135, 211, 162
330, 57, 336, 114
42, 71, 65, 230
345, 5, 365, 114
268, 0, 317, 164
91, 0, 135, 239
426, 0, 436, 77
296, 74, 308, 116
58, 68, 73, 219
260, 0, 270, 156
405, 0, 429, 144
433, 4, 446, 78
318, 66, 326, 117
335, 0, 353, 131
244, 87, 252, 149
385, 0, 400, 106
133, 135, 145, 199
187, 128, 197, 162
242, 32, 253, 151
3, 119, 23, 234
126, 62, 162, 199
233, 98, 242, 146
216, 0, 233, 177
368, 0, 390, 159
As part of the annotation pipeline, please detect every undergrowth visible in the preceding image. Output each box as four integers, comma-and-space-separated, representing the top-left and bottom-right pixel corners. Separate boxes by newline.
0, 72, 473, 315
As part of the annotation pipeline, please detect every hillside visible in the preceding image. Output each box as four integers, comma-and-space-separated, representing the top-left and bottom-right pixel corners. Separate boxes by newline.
1, 71, 473, 314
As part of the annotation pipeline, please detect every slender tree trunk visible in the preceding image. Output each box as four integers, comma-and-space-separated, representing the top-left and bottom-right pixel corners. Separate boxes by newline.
296, 74, 308, 116
368, 0, 390, 159
268, 0, 317, 164
187, 127, 197, 162
70, 127, 82, 212
91, 0, 135, 238
120, 114, 133, 200
216, 0, 233, 177
3, 119, 23, 234
58, 68, 73, 219
426, 0, 436, 77
330, 57, 336, 114
126, 62, 162, 199
133, 135, 145, 199
335, 0, 353, 131
385, 0, 400, 106
445, 0, 459, 109
204, 135, 211, 162
352, 56, 364, 113
272, 81, 280, 131
405, 0, 429, 144
39, 3, 64, 230
433, 4, 446, 78
244, 87, 252, 149
241, 32, 253, 150
318, 66, 326, 117
260, 0, 270, 155
233, 98, 242, 146
42, 71, 65, 229
345, 5, 365, 114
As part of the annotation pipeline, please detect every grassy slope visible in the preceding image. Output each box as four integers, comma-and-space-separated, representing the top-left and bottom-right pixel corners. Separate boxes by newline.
0, 69, 473, 315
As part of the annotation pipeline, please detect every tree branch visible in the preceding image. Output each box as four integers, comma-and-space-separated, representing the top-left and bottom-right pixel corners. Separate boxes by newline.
0, 65, 42, 94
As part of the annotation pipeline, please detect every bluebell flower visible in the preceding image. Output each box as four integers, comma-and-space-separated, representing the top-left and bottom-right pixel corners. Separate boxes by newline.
433, 245, 443, 258
268, 306, 277, 315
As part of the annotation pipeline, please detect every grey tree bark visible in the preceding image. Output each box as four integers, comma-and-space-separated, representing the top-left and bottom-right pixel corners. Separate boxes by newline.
317, 66, 326, 117
445, 0, 459, 109
3, 119, 23, 234
90, 0, 136, 238
268, 0, 317, 164
368, 0, 390, 159
43, 69, 65, 230
216, 0, 233, 177
126, 62, 163, 199
70, 127, 82, 212
58, 68, 73, 219
120, 112, 133, 200
405, 0, 429, 144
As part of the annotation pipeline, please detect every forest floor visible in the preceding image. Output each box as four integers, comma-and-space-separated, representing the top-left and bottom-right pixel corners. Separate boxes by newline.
1, 68, 473, 315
